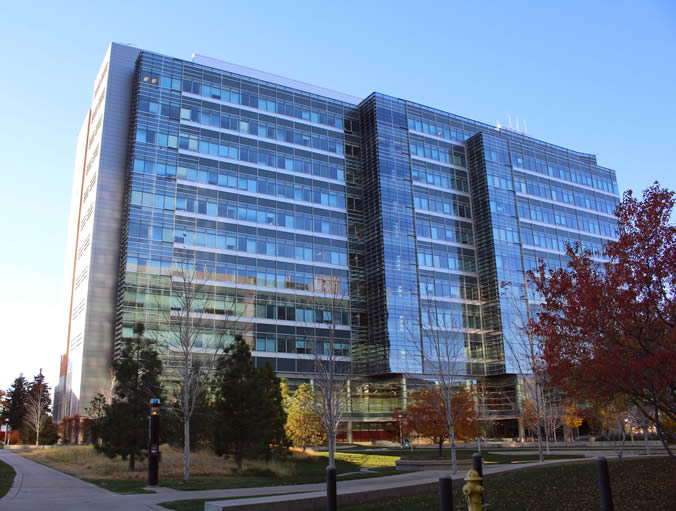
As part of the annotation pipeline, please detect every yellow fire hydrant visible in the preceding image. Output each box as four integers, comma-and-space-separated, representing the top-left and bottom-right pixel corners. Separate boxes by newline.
462, 469, 484, 511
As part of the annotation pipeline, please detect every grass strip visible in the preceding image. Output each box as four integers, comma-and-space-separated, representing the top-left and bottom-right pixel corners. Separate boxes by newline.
0, 459, 16, 498
339, 456, 676, 511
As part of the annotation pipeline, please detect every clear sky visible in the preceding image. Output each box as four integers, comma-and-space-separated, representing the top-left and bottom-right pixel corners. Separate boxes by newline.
0, 0, 674, 392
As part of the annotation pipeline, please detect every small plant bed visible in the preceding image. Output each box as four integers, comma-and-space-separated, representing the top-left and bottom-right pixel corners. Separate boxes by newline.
340, 456, 676, 510
0, 459, 16, 498
19, 445, 401, 494
159, 493, 304, 511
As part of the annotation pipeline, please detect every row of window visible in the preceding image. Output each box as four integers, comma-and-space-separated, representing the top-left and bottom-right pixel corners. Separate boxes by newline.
180, 78, 346, 129
413, 189, 472, 218
510, 153, 618, 195
179, 103, 345, 155
173, 227, 348, 266
517, 199, 617, 237
511, 172, 617, 215
486, 168, 618, 216
411, 163, 469, 193
420, 301, 482, 330
416, 245, 477, 273
124, 286, 350, 326
418, 274, 479, 300
519, 224, 605, 255
172, 194, 346, 236
255, 334, 350, 356
415, 217, 474, 245
176, 131, 346, 181
407, 115, 473, 143
409, 140, 467, 167
127, 255, 348, 295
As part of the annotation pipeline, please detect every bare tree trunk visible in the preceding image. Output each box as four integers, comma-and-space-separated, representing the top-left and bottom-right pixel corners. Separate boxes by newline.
641, 413, 650, 455
328, 430, 336, 468
535, 412, 544, 463
183, 419, 190, 481
129, 453, 136, 471
450, 426, 457, 475
653, 406, 673, 457
615, 414, 626, 461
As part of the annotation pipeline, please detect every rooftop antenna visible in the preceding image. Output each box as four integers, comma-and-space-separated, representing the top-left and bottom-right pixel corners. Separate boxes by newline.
523, 120, 528, 134
508, 114, 512, 130
516, 116, 520, 132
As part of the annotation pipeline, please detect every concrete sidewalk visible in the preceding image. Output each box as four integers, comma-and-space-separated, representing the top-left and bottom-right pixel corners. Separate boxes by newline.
0, 449, 657, 511
0, 450, 441, 511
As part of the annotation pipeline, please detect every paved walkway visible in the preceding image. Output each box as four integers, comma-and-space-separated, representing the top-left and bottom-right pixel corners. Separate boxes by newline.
0, 449, 658, 511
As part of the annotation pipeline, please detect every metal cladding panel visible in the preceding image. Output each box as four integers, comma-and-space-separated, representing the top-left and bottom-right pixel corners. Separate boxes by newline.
77, 43, 140, 414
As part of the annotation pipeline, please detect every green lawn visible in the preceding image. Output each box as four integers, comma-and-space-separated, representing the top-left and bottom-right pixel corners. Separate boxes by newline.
339, 456, 676, 511
157, 454, 399, 491
85, 451, 402, 494
0, 459, 16, 498
83, 478, 157, 494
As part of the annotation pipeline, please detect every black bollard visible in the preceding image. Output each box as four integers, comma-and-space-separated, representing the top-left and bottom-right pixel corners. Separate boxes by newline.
596, 456, 614, 511
473, 453, 484, 504
148, 399, 160, 486
439, 475, 453, 511
326, 465, 337, 511
472, 453, 483, 479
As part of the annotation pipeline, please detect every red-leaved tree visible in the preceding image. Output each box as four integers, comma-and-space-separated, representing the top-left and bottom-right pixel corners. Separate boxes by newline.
404, 387, 478, 456
529, 183, 675, 455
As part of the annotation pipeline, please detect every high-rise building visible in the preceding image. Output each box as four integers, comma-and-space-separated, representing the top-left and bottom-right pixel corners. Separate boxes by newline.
55, 43, 620, 440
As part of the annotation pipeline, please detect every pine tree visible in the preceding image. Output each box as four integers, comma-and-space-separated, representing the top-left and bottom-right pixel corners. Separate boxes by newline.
285, 384, 326, 451
212, 335, 262, 470
5, 375, 29, 430
95, 323, 163, 470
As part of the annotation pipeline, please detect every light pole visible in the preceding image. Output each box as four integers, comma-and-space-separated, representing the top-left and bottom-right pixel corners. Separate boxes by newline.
148, 399, 160, 486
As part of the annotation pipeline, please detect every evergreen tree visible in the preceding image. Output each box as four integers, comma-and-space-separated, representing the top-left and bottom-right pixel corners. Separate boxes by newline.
256, 363, 288, 458
95, 323, 163, 470
5, 375, 29, 429
38, 416, 59, 445
285, 384, 326, 451
212, 335, 262, 470
86, 393, 107, 445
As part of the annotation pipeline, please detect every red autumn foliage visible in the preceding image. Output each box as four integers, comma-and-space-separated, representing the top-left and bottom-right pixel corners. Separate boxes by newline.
528, 183, 676, 450
402, 387, 478, 454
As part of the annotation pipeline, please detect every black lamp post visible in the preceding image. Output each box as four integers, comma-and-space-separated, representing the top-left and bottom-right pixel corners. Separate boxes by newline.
148, 398, 160, 486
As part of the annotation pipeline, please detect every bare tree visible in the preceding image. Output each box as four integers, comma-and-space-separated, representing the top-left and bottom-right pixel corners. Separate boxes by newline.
411, 299, 473, 474
309, 276, 349, 468
500, 281, 547, 463
625, 406, 652, 455
542, 385, 565, 445
24, 375, 50, 446
473, 377, 504, 452
159, 253, 240, 482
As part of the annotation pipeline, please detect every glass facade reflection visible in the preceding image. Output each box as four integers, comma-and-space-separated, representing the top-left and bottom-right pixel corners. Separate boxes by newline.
56, 44, 619, 434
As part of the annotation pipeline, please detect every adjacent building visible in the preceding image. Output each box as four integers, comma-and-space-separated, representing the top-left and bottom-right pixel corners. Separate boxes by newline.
55, 43, 620, 440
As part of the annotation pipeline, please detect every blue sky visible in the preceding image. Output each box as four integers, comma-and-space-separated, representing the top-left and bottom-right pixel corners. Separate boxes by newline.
0, 0, 674, 391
